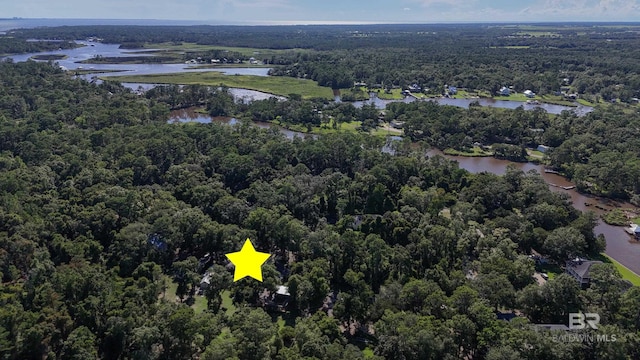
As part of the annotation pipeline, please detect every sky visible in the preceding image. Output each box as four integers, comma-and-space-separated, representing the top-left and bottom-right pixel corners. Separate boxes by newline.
2, 0, 640, 23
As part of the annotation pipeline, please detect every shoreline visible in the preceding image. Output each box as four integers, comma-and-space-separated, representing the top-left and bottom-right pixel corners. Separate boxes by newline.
431, 148, 640, 278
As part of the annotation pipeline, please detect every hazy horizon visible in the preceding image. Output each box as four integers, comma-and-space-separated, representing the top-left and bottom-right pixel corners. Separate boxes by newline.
3, 0, 640, 24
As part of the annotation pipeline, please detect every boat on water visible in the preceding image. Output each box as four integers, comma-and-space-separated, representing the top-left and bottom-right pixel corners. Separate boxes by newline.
526, 100, 541, 105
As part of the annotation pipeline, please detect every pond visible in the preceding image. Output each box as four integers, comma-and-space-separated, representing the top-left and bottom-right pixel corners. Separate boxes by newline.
168, 108, 314, 140
426, 148, 640, 275
120, 83, 286, 103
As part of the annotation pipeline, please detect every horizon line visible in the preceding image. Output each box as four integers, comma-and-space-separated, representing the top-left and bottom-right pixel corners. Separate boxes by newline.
3, 18, 640, 26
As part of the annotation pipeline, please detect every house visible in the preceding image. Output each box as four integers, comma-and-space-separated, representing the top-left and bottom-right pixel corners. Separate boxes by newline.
390, 120, 405, 129
448, 86, 458, 95
496, 311, 519, 322
535, 324, 570, 331
275, 285, 290, 298
565, 258, 602, 288
148, 234, 167, 251
264, 285, 291, 312
537, 145, 551, 153
524, 90, 536, 98
408, 84, 422, 92
200, 272, 212, 291
499, 86, 511, 96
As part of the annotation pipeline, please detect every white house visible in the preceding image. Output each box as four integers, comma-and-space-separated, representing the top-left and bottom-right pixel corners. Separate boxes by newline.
499, 87, 510, 96
524, 90, 536, 98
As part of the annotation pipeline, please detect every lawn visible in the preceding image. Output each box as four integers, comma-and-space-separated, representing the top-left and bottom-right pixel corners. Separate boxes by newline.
444, 146, 493, 157
538, 263, 562, 280
598, 254, 640, 286
496, 92, 537, 102
102, 72, 335, 99
376, 88, 404, 100
221, 290, 236, 316
271, 118, 397, 138
160, 275, 216, 314
527, 149, 545, 158
577, 98, 598, 107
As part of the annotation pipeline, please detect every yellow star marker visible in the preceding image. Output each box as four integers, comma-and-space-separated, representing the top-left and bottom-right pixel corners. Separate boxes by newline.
225, 238, 271, 282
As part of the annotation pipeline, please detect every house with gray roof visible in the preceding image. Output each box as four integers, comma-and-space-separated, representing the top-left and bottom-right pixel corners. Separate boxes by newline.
565, 258, 602, 288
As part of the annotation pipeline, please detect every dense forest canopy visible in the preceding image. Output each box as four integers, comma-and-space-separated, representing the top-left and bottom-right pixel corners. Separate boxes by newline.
1, 58, 639, 359
8, 23, 640, 101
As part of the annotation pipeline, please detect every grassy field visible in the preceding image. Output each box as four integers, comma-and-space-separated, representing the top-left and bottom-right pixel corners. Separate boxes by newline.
161, 276, 238, 314
376, 88, 404, 100
444, 147, 493, 157
598, 254, 640, 286
272, 118, 399, 138
102, 72, 335, 99
538, 263, 562, 280
221, 290, 236, 316
577, 98, 598, 107
526, 149, 545, 162
496, 92, 538, 102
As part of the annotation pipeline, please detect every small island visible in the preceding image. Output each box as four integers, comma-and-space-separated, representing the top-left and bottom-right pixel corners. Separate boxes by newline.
30, 54, 68, 61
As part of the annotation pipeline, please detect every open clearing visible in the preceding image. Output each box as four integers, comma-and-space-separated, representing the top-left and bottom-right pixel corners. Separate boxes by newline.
102, 71, 336, 99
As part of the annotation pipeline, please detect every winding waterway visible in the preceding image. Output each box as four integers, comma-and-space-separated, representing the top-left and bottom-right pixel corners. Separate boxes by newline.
4, 41, 592, 115
4, 41, 272, 78
171, 108, 639, 276
9, 39, 631, 273
426, 149, 640, 275
352, 92, 593, 116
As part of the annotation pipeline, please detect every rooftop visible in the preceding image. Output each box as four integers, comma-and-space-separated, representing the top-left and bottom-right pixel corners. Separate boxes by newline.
566, 258, 602, 279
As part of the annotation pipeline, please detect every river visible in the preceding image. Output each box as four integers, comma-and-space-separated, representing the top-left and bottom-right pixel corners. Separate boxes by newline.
3, 41, 592, 116
3, 41, 272, 77
352, 92, 593, 116
426, 149, 640, 275
170, 108, 638, 276
9, 38, 628, 270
